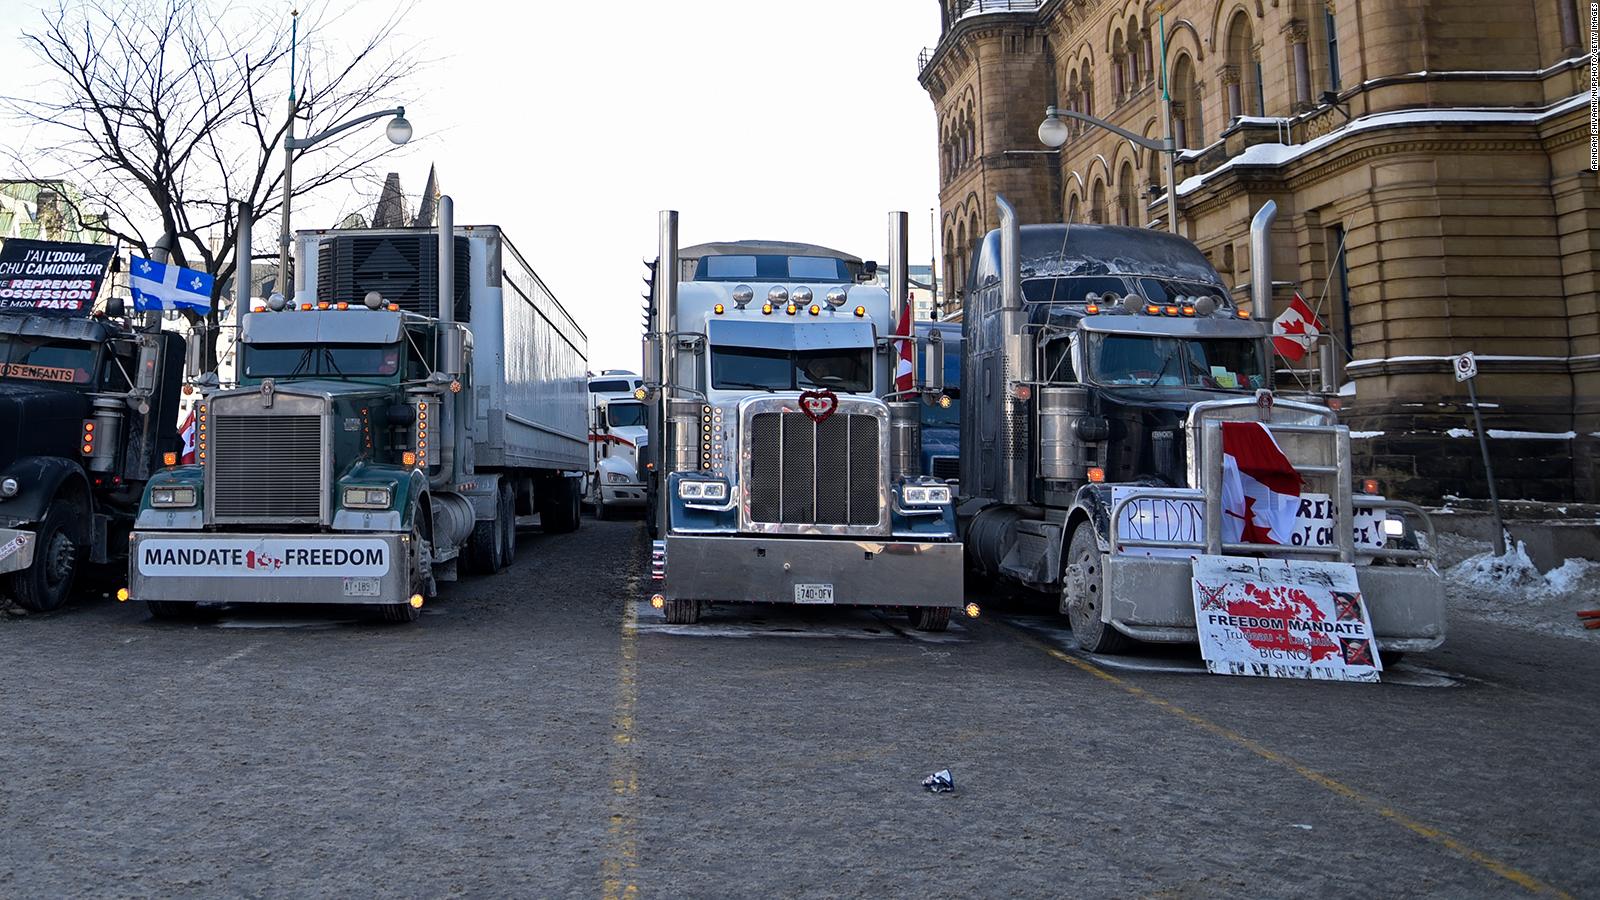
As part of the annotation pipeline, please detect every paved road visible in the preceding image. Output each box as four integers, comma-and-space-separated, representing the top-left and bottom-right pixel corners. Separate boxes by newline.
2, 518, 1594, 898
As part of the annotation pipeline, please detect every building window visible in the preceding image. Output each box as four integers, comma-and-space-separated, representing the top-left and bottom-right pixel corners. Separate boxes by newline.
1253, 58, 1265, 115
1328, 224, 1352, 355
1325, 8, 1341, 91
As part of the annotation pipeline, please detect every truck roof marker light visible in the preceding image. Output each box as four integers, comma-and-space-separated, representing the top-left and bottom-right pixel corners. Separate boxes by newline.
1362, 478, 1380, 494
388, 303, 400, 311
336, 302, 349, 310
854, 305, 866, 317
1087, 467, 1105, 483
964, 602, 980, 619
761, 303, 773, 315
1084, 303, 1100, 315
713, 303, 725, 315
1164, 305, 1180, 316
808, 304, 820, 316
317, 302, 330, 310
300, 303, 313, 311
1237, 308, 1250, 318
163, 452, 177, 466
409, 594, 424, 609
1182, 305, 1196, 316
1145, 304, 1160, 316
116, 588, 129, 603
786, 303, 797, 316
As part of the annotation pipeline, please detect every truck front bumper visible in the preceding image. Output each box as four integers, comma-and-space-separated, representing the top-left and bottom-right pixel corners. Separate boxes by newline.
662, 535, 963, 609
1101, 556, 1447, 652
601, 483, 648, 508
128, 531, 412, 606
0, 528, 36, 577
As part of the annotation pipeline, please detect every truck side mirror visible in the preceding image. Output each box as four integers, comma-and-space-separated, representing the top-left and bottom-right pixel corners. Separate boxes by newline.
104, 296, 126, 318
439, 325, 466, 376
923, 330, 945, 395
858, 260, 878, 283
183, 334, 205, 379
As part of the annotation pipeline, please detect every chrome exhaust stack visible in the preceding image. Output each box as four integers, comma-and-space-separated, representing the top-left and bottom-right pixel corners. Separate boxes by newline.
996, 195, 1032, 506
1249, 199, 1277, 321
887, 211, 920, 481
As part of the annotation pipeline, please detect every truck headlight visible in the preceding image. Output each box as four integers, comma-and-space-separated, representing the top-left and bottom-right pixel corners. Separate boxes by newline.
678, 480, 728, 501
607, 472, 632, 484
343, 487, 393, 509
902, 484, 951, 506
0, 477, 17, 499
150, 486, 197, 508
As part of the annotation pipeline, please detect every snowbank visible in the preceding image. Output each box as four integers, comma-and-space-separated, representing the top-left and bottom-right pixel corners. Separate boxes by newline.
1443, 537, 1600, 640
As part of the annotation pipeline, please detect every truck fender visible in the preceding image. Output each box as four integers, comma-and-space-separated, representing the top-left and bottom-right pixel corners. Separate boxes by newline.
0, 457, 92, 526
1062, 477, 1173, 556
401, 469, 432, 535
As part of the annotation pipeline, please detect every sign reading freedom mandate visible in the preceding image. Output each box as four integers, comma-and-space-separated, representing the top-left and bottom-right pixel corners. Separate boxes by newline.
1191, 554, 1383, 682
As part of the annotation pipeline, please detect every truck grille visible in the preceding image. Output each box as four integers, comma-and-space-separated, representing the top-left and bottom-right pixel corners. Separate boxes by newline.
748, 411, 879, 527
212, 415, 323, 520
931, 456, 960, 480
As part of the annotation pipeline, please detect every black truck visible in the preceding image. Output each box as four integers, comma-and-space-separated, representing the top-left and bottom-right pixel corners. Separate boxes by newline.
0, 309, 184, 610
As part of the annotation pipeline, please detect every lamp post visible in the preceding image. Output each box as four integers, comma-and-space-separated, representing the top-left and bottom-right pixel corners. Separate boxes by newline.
276, 104, 413, 300
1038, 105, 1179, 234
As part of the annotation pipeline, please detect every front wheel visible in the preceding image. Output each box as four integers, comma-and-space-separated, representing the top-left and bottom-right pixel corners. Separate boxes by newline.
663, 598, 700, 625
1062, 525, 1131, 654
9, 499, 86, 612
908, 606, 951, 632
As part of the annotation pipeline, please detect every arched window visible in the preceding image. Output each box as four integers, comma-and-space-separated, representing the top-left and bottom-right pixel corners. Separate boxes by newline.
1090, 180, 1107, 224
1067, 69, 1081, 126
1080, 61, 1093, 121
1117, 161, 1137, 227
1171, 54, 1201, 148
1225, 11, 1259, 120
1066, 189, 1081, 223
1112, 31, 1126, 100
967, 213, 980, 264
1127, 17, 1142, 86
954, 221, 968, 297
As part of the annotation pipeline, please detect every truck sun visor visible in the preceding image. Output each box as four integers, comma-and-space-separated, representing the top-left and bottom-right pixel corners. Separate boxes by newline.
240, 310, 405, 345
706, 319, 874, 352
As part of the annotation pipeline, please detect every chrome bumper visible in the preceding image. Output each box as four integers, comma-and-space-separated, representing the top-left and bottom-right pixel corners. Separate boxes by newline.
0, 528, 36, 577
1101, 555, 1447, 651
128, 531, 412, 606
662, 535, 963, 609
601, 484, 648, 507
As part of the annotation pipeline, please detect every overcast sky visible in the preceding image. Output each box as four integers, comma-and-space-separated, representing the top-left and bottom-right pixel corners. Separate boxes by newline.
1, 0, 946, 373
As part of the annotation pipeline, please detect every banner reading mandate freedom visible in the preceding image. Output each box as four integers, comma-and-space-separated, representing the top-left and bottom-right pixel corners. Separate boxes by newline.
0, 238, 116, 316
1191, 554, 1383, 682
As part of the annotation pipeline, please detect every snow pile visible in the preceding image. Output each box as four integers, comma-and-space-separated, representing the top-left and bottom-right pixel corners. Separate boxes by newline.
1444, 538, 1600, 639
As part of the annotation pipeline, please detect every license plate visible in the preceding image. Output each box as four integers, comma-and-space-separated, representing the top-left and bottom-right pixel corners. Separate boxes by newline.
343, 577, 382, 597
794, 583, 834, 604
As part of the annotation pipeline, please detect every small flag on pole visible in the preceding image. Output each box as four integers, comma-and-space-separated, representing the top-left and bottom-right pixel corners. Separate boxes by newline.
1271, 292, 1324, 362
129, 254, 214, 313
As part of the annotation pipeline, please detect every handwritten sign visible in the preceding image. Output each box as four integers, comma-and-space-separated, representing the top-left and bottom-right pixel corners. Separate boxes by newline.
1114, 487, 1389, 556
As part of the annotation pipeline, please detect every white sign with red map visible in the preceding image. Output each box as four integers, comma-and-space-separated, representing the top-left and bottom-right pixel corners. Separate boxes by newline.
1191, 554, 1383, 682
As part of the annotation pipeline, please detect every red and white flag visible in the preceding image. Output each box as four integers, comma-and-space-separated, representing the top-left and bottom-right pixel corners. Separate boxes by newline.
1220, 421, 1302, 546
1272, 293, 1324, 362
178, 409, 197, 464
895, 292, 915, 394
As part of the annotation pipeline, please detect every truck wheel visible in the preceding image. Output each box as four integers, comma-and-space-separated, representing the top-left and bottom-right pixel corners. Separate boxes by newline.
10, 500, 86, 612
380, 600, 421, 623
540, 476, 581, 534
499, 481, 517, 565
909, 607, 951, 632
465, 516, 503, 575
146, 601, 202, 620
1063, 526, 1131, 655
663, 598, 700, 625
383, 530, 431, 623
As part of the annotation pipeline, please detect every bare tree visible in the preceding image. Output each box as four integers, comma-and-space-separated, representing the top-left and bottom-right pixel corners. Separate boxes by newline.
3, 0, 419, 364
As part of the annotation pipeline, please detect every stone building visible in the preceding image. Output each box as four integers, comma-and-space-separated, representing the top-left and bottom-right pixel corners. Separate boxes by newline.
919, 0, 1599, 502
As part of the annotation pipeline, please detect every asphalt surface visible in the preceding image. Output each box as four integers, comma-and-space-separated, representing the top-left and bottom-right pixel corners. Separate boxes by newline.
1, 516, 1595, 898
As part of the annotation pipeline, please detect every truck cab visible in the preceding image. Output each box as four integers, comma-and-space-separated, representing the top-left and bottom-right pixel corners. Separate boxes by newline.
643, 223, 964, 630
916, 320, 961, 485
0, 312, 183, 610
587, 375, 648, 518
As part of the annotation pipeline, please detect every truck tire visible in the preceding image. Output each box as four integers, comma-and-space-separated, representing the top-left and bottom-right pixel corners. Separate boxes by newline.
540, 476, 581, 534
909, 606, 951, 632
1063, 526, 1132, 655
465, 517, 503, 575
663, 598, 700, 625
383, 530, 431, 623
499, 481, 517, 565
9, 499, 86, 612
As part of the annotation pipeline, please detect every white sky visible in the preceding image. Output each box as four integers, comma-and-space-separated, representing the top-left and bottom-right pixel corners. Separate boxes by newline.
1, 0, 945, 373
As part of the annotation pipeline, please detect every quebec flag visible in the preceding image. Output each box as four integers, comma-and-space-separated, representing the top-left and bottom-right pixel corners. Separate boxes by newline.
129, 254, 214, 313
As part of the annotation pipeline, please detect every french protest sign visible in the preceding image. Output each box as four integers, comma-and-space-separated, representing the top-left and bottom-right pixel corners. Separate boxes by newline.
0, 238, 116, 316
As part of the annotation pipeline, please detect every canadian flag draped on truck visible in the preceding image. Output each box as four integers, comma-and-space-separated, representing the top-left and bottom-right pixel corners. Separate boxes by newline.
1220, 421, 1303, 545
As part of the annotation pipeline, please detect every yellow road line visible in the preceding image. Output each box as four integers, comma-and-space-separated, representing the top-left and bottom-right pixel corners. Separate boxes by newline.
601, 557, 643, 899
1006, 625, 1574, 899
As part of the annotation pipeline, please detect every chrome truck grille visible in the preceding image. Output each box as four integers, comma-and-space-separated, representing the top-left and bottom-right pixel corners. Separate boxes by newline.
744, 403, 885, 533
211, 414, 324, 522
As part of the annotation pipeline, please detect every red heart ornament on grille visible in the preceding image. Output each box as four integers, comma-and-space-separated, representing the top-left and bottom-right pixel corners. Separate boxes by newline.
798, 389, 838, 423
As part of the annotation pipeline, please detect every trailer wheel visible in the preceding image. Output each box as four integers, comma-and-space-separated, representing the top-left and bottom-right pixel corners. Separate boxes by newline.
9, 499, 86, 612
464, 516, 503, 575
1063, 526, 1131, 655
540, 475, 581, 534
663, 598, 700, 625
909, 606, 951, 632
498, 481, 517, 565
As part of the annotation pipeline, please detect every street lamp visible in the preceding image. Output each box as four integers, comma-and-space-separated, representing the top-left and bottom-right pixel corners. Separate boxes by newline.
277, 104, 413, 299
1037, 105, 1179, 235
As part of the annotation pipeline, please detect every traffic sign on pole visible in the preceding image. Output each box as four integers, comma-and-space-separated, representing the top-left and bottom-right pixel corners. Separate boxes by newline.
1453, 351, 1478, 382
1457, 351, 1505, 554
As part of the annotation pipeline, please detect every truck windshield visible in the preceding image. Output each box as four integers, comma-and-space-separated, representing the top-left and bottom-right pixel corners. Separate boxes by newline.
1090, 334, 1265, 390
697, 255, 854, 283
710, 345, 873, 393
1021, 276, 1127, 304
244, 343, 401, 379
606, 402, 647, 428
0, 335, 96, 385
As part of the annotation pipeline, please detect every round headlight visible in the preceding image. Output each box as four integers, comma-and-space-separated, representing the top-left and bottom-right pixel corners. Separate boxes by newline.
825, 287, 848, 308
792, 286, 814, 306
767, 286, 789, 304
731, 284, 755, 308
0, 477, 18, 498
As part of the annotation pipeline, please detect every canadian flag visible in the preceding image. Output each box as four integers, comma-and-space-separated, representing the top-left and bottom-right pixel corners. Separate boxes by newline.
1220, 421, 1302, 546
895, 292, 915, 394
178, 409, 197, 464
1272, 293, 1324, 362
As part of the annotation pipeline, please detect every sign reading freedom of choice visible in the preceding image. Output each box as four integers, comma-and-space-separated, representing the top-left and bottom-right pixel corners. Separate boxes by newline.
1191, 554, 1383, 682
0, 238, 117, 316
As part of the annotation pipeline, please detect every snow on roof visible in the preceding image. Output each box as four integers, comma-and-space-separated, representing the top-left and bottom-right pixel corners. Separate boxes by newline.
1176, 93, 1588, 197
